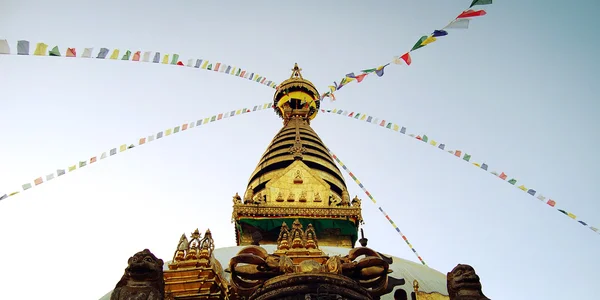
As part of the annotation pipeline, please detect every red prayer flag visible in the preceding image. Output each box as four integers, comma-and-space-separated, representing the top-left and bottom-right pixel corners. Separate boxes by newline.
455, 150, 462, 157
348, 112, 354, 117
214, 62, 221, 71
356, 74, 368, 82
182, 124, 188, 131
139, 138, 146, 145
90, 157, 97, 163
401, 52, 412, 65
379, 120, 385, 126
261, 77, 266, 84
177, 61, 184, 66
547, 200, 556, 207
499, 172, 507, 180
457, 9, 487, 19
416, 135, 422, 140
66, 48, 76, 57
132, 51, 141, 61
34, 177, 43, 185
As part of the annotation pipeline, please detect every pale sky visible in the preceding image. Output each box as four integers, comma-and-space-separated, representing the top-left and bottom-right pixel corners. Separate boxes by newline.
1, 0, 599, 299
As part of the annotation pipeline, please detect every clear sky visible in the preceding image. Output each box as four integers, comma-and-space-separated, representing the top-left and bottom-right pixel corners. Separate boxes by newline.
1, 0, 599, 299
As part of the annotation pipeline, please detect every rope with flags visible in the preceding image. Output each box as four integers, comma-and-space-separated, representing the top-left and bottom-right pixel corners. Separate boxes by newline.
0, 39, 278, 89
319, 0, 493, 101
322, 108, 600, 236
0, 103, 273, 202
327, 148, 428, 266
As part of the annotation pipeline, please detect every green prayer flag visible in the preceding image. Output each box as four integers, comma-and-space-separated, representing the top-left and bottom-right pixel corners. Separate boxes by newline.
170, 54, 179, 65
470, 0, 492, 8
174, 126, 180, 133
121, 50, 131, 60
386, 123, 392, 129
355, 113, 360, 119
236, 68, 241, 76
207, 64, 212, 70
361, 68, 377, 73
422, 135, 428, 142
463, 153, 471, 161
49, 46, 61, 56
508, 179, 517, 185
411, 36, 428, 51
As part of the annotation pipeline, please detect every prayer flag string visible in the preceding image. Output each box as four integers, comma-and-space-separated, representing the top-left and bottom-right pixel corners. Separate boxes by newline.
322, 108, 600, 236
0, 39, 277, 89
0, 103, 273, 202
319, 0, 493, 101
327, 148, 428, 266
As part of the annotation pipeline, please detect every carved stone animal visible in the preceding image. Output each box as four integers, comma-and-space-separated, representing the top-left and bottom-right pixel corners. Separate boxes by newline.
447, 264, 490, 300
111, 249, 165, 300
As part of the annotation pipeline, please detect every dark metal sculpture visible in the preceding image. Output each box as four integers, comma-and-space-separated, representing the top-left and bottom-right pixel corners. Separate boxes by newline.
111, 249, 165, 300
447, 264, 490, 300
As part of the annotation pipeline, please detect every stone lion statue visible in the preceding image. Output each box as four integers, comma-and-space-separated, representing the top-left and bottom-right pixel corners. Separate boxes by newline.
111, 249, 165, 300
447, 264, 490, 300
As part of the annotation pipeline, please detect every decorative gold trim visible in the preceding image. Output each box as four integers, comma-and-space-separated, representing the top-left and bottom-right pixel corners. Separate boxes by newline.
232, 204, 363, 222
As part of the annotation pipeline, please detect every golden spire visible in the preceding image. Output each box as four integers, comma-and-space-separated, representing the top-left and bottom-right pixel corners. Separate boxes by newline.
273, 63, 321, 122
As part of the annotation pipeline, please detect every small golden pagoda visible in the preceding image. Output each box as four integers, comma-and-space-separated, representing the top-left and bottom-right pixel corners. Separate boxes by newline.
163, 229, 229, 299
232, 63, 362, 248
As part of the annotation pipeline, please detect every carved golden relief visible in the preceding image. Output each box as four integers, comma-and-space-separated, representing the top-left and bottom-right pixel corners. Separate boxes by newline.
229, 221, 390, 298
265, 160, 333, 208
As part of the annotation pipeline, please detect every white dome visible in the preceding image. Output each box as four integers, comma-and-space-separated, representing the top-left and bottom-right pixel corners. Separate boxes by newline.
100, 245, 448, 299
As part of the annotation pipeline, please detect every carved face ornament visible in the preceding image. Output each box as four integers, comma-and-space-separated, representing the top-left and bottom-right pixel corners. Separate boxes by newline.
126, 250, 164, 281
449, 264, 482, 292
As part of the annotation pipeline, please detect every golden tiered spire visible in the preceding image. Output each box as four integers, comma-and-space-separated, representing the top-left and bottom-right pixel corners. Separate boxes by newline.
232, 65, 362, 248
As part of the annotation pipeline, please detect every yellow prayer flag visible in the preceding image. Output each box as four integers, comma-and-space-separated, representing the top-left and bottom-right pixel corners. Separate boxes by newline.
236, 110, 241, 115
162, 54, 169, 64
68, 165, 76, 172
263, 103, 269, 109
203, 118, 210, 124
430, 140, 437, 146
360, 115, 367, 121
518, 185, 527, 191
567, 212, 576, 219
473, 163, 481, 167
422, 36, 437, 46
8, 191, 19, 196
393, 124, 399, 131
109, 49, 120, 59
34, 43, 48, 56
230, 67, 236, 74
332, 109, 338, 113
201, 60, 209, 69
120, 144, 127, 152
165, 128, 172, 136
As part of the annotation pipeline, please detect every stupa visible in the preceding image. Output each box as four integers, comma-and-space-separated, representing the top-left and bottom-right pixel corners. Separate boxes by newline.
100, 64, 489, 300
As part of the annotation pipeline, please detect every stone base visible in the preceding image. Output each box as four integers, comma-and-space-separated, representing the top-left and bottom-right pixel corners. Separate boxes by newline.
249, 273, 372, 300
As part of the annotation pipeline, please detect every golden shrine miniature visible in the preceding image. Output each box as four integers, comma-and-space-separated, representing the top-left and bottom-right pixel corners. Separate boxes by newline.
163, 229, 228, 300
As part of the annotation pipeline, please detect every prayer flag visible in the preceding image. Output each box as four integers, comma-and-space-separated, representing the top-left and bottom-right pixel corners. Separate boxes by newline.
66, 48, 76, 57
17, 40, 29, 55
445, 19, 470, 29
33, 43, 48, 56
457, 9, 487, 19
0, 39, 10, 54
49, 46, 61, 56
470, 0, 492, 7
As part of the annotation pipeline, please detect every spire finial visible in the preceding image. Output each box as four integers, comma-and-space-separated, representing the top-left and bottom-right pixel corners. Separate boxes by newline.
290, 63, 303, 79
